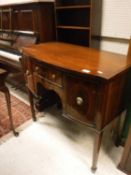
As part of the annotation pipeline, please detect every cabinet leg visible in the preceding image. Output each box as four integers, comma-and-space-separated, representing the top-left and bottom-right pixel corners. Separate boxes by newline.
27, 88, 36, 121
91, 131, 103, 172
4, 87, 19, 136
115, 115, 123, 147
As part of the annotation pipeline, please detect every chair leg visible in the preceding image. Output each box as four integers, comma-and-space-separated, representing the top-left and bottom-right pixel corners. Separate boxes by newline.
3, 86, 19, 136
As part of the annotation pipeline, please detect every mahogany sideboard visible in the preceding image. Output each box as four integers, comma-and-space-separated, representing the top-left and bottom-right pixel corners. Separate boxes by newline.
22, 42, 131, 171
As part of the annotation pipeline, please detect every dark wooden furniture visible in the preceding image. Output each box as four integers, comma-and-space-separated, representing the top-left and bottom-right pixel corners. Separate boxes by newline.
0, 2, 56, 42
0, 30, 37, 71
0, 68, 18, 136
55, 0, 92, 46
22, 42, 131, 171
117, 39, 131, 175
115, 38, 131, 146
118, 125, 131, 175
0, 30, 38, 89
0, 2, 56, 87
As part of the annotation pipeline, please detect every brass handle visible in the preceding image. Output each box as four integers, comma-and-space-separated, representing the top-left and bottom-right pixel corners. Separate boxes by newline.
52, 74, 56, 79
26, 70, 30, 76
76, 97, 84, 106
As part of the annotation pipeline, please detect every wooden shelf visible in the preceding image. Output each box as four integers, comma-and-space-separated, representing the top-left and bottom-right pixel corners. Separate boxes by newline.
57, 25, 90, 30
56, 5, 91, 10
55, 0, 92, 46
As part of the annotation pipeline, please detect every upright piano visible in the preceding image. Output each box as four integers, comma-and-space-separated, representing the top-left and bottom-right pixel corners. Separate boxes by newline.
0, 30, 38, 87
0, 30, 38, 71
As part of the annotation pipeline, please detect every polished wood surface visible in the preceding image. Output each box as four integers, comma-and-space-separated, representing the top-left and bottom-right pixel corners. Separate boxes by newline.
23, 42, 131, 80
22, 42, 131, 172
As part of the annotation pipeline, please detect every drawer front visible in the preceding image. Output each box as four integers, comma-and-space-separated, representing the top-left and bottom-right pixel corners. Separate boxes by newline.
33, 64, 63, 87
65, 76, 98, 125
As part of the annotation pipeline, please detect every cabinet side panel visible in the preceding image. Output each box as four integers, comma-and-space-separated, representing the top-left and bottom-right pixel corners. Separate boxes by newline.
37, 3, 56, 42
100, 74, 126, 128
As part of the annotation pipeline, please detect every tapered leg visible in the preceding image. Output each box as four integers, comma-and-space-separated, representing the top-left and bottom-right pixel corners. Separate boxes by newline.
115, 115, 123, 146
4, 87, 19, 136
91, 131, 103, 172
27, 87, 36, 121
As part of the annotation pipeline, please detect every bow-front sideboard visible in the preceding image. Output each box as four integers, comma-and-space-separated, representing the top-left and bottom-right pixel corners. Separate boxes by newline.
22, 42, 131, 171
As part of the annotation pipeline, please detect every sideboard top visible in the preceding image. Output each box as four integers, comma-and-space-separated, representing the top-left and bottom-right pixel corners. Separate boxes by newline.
0, 0, 54, 6
23, 42, 131, 81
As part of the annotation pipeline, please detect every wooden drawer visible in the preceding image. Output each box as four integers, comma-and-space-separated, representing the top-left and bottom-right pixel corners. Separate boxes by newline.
33, 64, 63, 87
64, 76, 98, 125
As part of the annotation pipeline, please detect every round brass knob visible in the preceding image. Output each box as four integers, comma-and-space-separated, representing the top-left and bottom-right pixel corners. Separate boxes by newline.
35, 66, 39, 71
76, 97, 84, 106
52, 74, 56, 79
26, 70, 30, 75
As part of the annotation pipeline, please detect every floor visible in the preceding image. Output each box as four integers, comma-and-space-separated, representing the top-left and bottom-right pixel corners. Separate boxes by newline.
0, 85, 125, 175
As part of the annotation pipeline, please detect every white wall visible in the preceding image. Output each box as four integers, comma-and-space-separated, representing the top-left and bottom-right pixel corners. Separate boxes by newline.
92, 0, 131, 55
91, 38, 129, 55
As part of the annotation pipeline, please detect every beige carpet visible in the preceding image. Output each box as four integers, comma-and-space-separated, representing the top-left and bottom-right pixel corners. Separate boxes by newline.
0, 106, 125, 175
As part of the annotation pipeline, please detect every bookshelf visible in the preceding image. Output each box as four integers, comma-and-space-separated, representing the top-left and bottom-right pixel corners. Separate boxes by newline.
55, 0, 92, 46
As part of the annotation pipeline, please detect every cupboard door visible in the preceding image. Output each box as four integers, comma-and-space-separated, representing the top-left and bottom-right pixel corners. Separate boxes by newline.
1, 9, 12, 30
65, 76, 98, 125
0, 3, 55, 42
12, 8, 38, 31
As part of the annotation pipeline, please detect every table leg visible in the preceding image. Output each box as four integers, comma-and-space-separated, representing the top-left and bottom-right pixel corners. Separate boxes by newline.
4, 86, 19, 136
27, 87, 36, 121
91, 131, 103, 172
